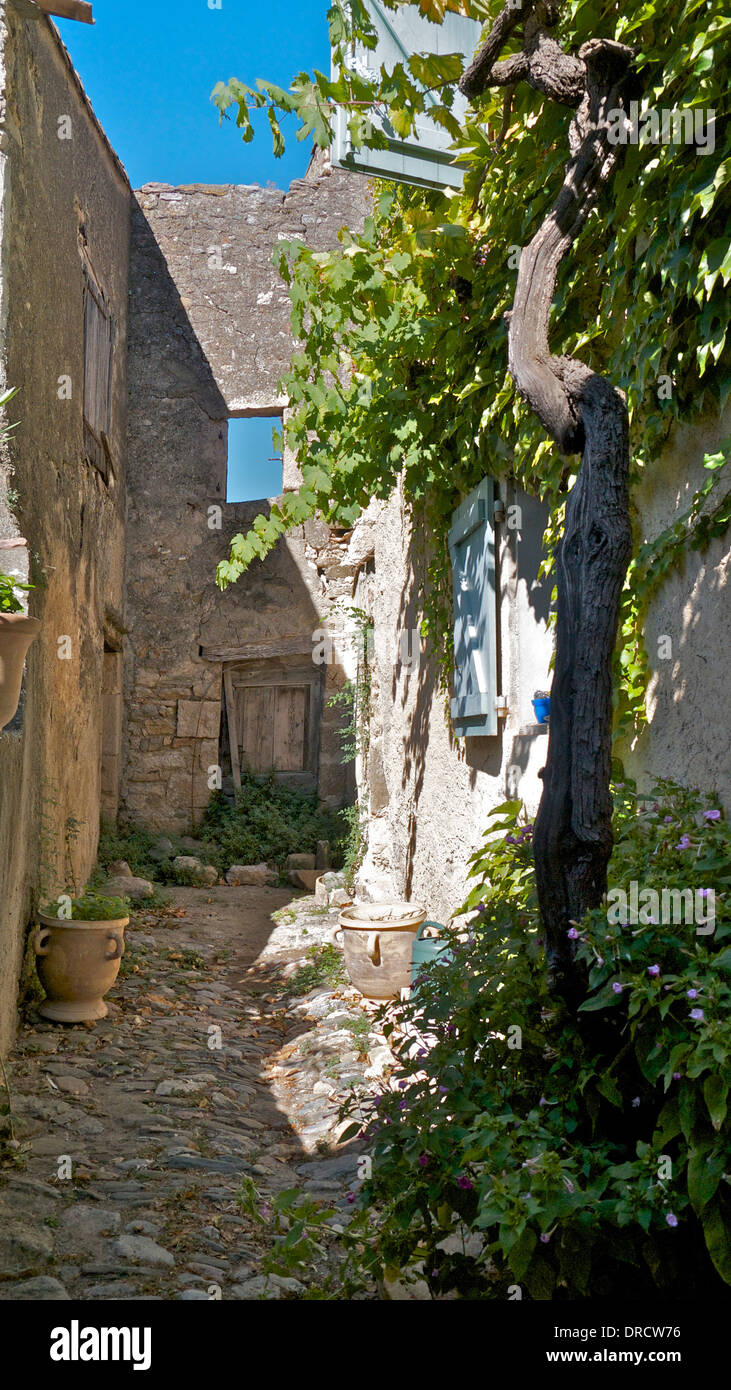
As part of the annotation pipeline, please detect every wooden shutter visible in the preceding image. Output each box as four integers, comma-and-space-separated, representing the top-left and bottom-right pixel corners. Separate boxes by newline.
331, 0, 481, 190
448, 476, 498, 738
83, 272, 113, 478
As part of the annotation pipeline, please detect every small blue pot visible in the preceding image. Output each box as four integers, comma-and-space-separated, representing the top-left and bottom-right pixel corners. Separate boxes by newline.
411, 921, 453, 994
532, 696, 551, 724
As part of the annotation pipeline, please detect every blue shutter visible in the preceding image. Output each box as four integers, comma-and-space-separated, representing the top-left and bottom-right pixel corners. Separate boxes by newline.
331, 1, 481, 191
449, 476, 498, 738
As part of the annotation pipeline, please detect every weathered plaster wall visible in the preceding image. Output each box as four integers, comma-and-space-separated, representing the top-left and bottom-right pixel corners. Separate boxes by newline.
355, 408, 730, 923
122, 156, 371, 828
0, 0, 130, 1053
620, 408, 731, 803
351, 479, 554, 922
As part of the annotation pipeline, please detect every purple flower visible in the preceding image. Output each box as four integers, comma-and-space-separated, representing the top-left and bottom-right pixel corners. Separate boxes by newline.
567, 927, 579, 940
456, 1176, 474, 1191
596, 956, 604, 967
666, 1213, 678, 1228
539, 1096, 547, 1107
687, 988, 698, 999
690, 1008, 704, 1021
438, 1085, 448, 1094
631, 1097, 640, 1108
505, 835, 517, 845
346, 1192, 356, 1205
676, 835, 692, 850
418, 1153, 429, 1167
399, 1080, 408, 1089
612, 981, 623, 995
399, 1101, 407, 1110
664, 816, 674, 824
698, 888, 711, 898
704, 810, 721, 821
672, 1072, 681, 1081
540, 1233, 551, 1244
648, 964, 660, 977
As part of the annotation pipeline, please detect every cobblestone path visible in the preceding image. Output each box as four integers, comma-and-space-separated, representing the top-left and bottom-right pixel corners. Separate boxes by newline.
0, 887, 389, 1300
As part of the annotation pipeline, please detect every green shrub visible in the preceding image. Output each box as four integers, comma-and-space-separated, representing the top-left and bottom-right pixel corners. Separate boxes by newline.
42, 891, 130, 921
200, 773, 349, 874
281, 943, 346, 997
97, 822, 162, 882
343, 781, 730, 1300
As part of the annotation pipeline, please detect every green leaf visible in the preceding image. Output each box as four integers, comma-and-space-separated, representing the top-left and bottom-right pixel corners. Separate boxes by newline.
702, 1200, 731, 1284
703, 1073, 728, 1132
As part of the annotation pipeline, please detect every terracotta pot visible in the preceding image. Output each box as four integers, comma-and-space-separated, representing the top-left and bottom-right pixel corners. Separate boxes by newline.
336, 901, 427, 999
0, 613, 41, 731
33, 913, 128, 1022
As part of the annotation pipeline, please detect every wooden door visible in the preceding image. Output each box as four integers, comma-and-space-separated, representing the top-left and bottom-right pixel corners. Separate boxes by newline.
226, 680, 310, 779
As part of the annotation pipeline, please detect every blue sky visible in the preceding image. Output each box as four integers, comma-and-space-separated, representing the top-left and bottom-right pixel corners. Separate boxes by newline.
56, 2, 324, 500
226, 417, 283, 501
56, 0, 330, 190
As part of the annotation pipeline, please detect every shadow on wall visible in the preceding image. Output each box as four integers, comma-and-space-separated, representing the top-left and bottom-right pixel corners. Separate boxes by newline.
391, 519, 504, 897
629, 539, 730, 801
124, 203, 355, 825
392, 485, 554, 890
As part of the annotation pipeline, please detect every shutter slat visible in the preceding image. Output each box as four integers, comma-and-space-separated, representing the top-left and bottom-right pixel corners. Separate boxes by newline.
449, 477, 498, 738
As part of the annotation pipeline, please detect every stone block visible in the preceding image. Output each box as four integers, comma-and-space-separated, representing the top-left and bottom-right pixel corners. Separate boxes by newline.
101, 875, 154, 900
225, 864, 278, 887
176, 700, 221, 739
286, 853, 316, 870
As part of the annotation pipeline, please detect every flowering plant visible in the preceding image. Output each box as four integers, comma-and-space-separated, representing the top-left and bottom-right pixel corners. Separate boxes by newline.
340, 782, 730, 1299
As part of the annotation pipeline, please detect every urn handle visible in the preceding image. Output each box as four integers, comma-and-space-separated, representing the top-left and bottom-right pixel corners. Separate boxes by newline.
366, 930, 381, 966
33, 926, 52, 956
105, 931, 125, 961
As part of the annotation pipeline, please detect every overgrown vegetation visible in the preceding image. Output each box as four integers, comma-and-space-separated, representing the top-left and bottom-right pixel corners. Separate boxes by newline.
337, 783, 730, 1299
281, 943, 346, 997
42, 891, 130, 921
213, 0, 729, 733
98, 773, 350, 883
200, 775, 348, 874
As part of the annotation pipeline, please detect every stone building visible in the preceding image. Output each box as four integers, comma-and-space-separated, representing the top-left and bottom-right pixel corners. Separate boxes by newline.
122, 161, 370, 829
0, 2, 728, 1051
0, 0, 130, 1055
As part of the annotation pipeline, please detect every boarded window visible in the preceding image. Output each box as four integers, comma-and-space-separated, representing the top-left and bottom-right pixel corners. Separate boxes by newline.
448, 476, 498, 738
83, 271, 114, 480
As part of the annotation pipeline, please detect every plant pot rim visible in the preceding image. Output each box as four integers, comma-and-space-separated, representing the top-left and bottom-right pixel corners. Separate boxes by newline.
38, 912, 129, 929
0, 613, 41, 629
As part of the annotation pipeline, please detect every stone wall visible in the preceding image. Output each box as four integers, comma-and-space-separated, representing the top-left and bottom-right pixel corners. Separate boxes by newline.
350, 479, 554, 923
619, 407, 731, 803
122, 155, 371, 828
351, 407, 730, 924
0, 0, 130, 1053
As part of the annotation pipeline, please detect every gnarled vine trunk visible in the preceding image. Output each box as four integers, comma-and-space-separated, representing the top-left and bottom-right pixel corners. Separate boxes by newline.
461, 3, 635, 1003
